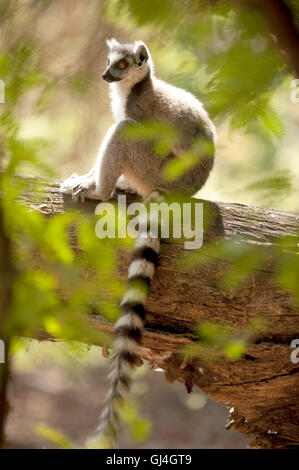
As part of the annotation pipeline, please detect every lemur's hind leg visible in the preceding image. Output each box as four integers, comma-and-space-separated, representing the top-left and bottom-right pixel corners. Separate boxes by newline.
115, 174, 136, 194
61, 118, 166, 202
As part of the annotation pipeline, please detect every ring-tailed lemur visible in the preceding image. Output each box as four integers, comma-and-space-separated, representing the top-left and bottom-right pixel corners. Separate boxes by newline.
60, 38, 216, 446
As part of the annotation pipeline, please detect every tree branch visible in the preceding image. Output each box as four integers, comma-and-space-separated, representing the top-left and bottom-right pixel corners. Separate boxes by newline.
240, 0, 299, 77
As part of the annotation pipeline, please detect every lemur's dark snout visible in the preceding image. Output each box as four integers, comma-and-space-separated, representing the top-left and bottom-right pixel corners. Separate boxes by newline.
102, 69, 121, 83
102, 71, 111, 82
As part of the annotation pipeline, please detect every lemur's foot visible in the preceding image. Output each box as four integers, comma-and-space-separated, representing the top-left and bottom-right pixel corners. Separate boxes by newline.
72, 179, 97, 202
60, 174, 99, 202
115, 175, 137, 194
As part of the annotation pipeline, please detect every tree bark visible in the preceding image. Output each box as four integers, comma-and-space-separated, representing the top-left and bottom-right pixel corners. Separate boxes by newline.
12, 175, 299, 448
0, 201, 13, 448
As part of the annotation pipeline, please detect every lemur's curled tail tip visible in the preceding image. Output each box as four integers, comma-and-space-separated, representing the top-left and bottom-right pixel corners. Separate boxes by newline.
92, 225, 160, 447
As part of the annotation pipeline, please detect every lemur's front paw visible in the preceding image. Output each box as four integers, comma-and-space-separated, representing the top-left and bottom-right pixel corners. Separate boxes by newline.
60, 173, 79, 194
60, 174, 99, 202
72, 179, 96, 202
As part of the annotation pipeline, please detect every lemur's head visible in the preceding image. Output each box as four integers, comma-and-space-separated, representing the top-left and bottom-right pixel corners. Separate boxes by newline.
102, 39, 152, 85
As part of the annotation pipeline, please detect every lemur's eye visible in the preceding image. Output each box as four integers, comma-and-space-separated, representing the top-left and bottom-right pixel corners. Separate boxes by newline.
118, 60, 127, 69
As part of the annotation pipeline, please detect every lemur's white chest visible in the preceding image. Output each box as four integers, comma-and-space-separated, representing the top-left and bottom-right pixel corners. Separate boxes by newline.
109, 83, 129, 121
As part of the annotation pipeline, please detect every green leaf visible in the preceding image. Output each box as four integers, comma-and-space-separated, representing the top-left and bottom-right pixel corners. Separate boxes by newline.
223, 339, 247, 360
34, 423, 73, 449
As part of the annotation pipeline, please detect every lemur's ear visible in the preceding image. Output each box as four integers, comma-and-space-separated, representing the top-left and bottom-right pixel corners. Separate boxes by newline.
106, 38, 120, 49
134, 41, 149, 66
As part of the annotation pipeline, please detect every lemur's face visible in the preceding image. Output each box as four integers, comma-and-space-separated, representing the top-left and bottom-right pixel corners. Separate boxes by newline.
102, 39, 150, 84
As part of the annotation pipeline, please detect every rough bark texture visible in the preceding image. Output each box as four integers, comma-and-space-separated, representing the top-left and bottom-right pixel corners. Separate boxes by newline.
13, 175, 299, 448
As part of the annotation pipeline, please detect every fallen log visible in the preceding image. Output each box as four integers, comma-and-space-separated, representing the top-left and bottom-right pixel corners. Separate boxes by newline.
13, 174, 299, 448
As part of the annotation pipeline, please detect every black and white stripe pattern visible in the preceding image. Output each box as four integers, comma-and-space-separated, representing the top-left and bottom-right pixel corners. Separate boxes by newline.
93, 194, 162, 446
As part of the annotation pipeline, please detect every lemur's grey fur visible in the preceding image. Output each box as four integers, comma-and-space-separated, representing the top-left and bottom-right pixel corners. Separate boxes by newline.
60, 38, 216, 446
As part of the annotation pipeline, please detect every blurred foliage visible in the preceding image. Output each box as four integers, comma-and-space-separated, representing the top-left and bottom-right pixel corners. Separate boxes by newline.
185, 318, 265, 363
108, 0, 299, 210
183, 235, 299, 305
118, 399, 152, 443
185, 392, 207, 411
0, 0, 298, 448
34, 423, 74, 449
113, 0, 299, 360
123, 120, 180, 158
123, 120, 215, 181
0, 3, 131, 445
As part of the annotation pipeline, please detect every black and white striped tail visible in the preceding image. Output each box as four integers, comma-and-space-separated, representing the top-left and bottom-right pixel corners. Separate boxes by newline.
92, 191, 163, 447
